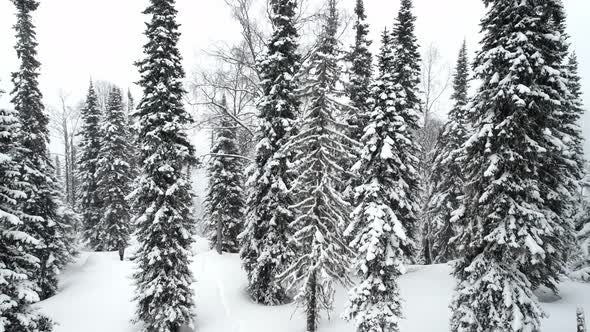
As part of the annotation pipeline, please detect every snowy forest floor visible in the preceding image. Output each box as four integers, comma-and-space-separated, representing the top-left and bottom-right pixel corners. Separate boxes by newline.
37, 237, 590, 332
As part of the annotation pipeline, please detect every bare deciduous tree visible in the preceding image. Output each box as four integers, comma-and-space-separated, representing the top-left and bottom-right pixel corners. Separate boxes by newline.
49, 91, 82, 207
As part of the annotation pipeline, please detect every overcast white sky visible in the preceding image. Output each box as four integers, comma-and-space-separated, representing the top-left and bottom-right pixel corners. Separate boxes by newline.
0, 0, 588, 154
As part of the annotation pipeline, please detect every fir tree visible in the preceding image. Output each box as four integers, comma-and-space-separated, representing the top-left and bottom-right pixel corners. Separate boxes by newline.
346, 0, 372, 144
278, 2, 353, 331
565, 53, 589, 282
343, 29, 408, 332
450, 1, 577, 331
423, 41, 470, 264
130, 0, 197, 331
389, 0, 422, 260
0, 87, 52, 332
95, 87, 132, 252
11, 0, 72, 300
77, 81, 103, 249
240, 0, 300, 305
205, 96, 245, 254
126, 88, 140, 179
521, 3, 581, 292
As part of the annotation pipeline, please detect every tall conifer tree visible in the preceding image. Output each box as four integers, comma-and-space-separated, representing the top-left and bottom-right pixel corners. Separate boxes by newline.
11, 0, 71, 300
346, 0, 372, 144
77, 81, 103, 249
0, 87, 52, 332
205, 96, 245, 254
343, 29, 408, 332
239, 0, 300, 305
279, 2, 353, 331
564, 53, 589, 281
130, 0, 197, 330
450, 1, 577, 331
389, 0, 422, 260
424, 41, 470, 264
95, 87, 132, 252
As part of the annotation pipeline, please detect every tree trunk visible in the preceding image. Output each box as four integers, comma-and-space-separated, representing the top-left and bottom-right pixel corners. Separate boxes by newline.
70, 141, 77, 207
216, 219, 223, 254
306, 270, 317, 332
578, 307, 587, 332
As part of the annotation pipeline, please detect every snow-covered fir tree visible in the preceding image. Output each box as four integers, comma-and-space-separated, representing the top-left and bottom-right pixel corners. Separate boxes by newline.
343, 0, 372, 206
0, 86, 52, 332
240, 0, 300, 305
519, 3, 582, 293
205, 96, 245, 254
565, 53, 589, 282
10, 0, 73, 300
95, 87, 131, 253
346, 0, 372, 146
389, 0, 422, 260
342, 29, 409, 332
77, 81, 103, 249
450, 1, 579, 331
423, 41, 470, 264
278, 2, 353, 331
130, 0, 197, 330
126, 88, 140, 180
573, 196, 590, 281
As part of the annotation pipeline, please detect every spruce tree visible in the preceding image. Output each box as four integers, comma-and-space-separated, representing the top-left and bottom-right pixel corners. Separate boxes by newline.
343, 0, 372, 209
95, 87, 131, 252
520, 3, 582, 292
389, 0, 422, 260
423, 41, 470, 264
278, 2, 353, 331
77, 81, 103, 249
565, 53, 589, 281
11, 0, 72, 300
346, 0, 372, 144
343, 29, 408, 332
0, 87, 52, 332
205, 96, 245, 254
450, 1, 577, 331
239, 0, 300, 305
131, 0, 197, 330
573, 198, 590, 281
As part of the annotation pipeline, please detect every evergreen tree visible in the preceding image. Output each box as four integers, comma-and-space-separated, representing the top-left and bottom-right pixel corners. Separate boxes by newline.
130, 0, 197, 330
565, 53, 589, 282
0, 87, 52, 332
205, 96, 245, 254
346, 0, 372, 144
450, 1, 577, 331
520, 3, 581, 292
126, 88, 140, 179
10, 0, 72, 300
240, 0, 300, 305
389, 0, 422, 260
343, 29, 408, 332
572, 198, 590, 281
423, 41, 470, 264
278, 2, 353, 331
77, 81, 103, 249
95, 87, 131, 252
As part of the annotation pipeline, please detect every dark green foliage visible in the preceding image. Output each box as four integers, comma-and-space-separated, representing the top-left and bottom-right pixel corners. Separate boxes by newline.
387, 0, 422, 261
96, 87, 132, 252
424, 41, 470, 264
11, 0, 73, 301
77, 82, 103, 249
205, 97, 245, 254
130, 0, 197, 331
239, 0, 300, 305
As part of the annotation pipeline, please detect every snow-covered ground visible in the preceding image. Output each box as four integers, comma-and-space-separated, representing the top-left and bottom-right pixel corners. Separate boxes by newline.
38, 237, 590, 332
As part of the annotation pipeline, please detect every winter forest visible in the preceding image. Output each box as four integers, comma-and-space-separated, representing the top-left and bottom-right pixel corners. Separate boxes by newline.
0, 0, 589, 331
